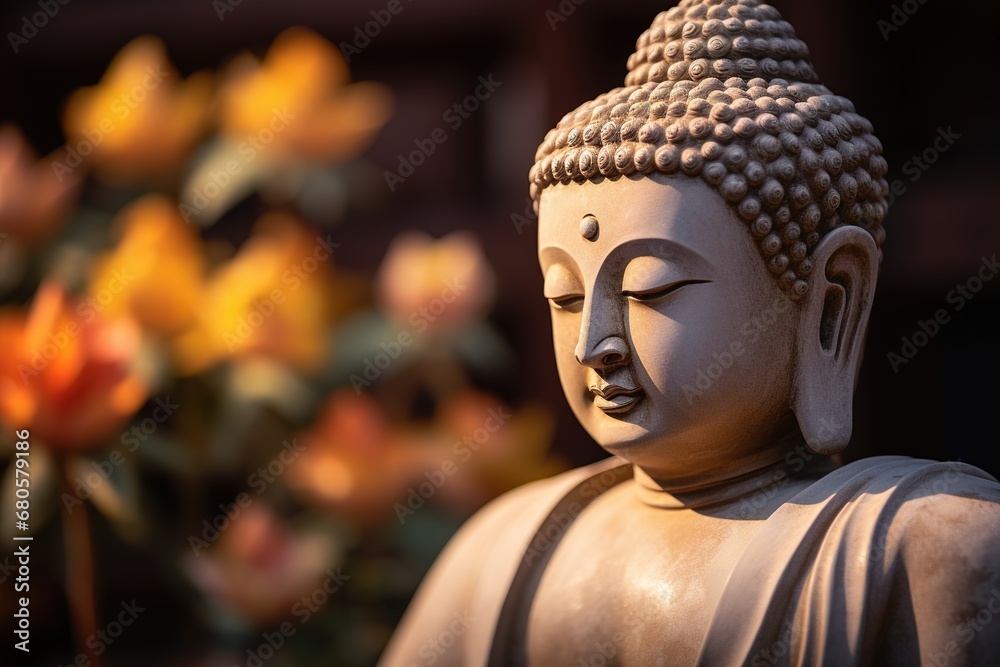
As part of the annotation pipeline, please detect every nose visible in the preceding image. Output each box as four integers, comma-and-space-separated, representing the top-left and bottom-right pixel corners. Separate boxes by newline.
575, 335, 630, 369
572, 284, 629, 370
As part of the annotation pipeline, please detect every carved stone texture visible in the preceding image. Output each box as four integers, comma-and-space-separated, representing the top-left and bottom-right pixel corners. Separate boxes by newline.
529, 0, 889, 301
379, 2, 1000, 666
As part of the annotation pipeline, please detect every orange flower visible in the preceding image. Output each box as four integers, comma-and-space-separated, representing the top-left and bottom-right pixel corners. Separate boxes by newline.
0, 125, 80, 245
87, 195, 205, 337
287, 390, 422, 524
376, 231, 497, 335
0, 282, 147, 453
431, 391, 564, 501
184, 503, 341, 628
173, 214, 357, 375
217, 27, 393, 163
62, 36, 212, 184
287, 389, 565, 522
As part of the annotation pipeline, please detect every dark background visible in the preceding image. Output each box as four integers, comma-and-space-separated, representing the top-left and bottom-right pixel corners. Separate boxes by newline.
2, 0, 998, 663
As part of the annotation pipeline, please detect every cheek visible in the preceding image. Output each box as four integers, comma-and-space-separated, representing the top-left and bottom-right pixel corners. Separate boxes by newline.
629, 289, 797, 428
627, 306, 686, 390
550, 311, 576, 361
550, 311, 586, 387
627, 298, 743, 393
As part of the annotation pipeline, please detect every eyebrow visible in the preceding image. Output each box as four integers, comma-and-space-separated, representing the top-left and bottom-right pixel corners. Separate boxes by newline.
608, 237, 711, 268
540, 237, 712, 276
538, 245, 578, 274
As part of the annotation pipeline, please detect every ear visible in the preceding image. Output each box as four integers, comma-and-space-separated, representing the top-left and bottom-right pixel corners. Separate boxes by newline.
792, 226, 879, 455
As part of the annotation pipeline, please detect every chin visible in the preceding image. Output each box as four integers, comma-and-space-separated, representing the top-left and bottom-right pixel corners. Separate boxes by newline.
573, 397, 666, 454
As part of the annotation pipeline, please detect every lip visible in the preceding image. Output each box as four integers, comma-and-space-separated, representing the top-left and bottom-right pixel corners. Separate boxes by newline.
589, 383, 644, 415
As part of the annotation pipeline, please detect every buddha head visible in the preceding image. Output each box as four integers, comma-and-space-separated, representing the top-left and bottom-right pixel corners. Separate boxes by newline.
531, 0, 889, 483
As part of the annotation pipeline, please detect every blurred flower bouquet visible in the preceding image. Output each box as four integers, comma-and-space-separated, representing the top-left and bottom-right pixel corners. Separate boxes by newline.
0, 28, 563, 667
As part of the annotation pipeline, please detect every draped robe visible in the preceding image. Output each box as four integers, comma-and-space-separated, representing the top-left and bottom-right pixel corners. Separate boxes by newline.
380, 456, 1000, 667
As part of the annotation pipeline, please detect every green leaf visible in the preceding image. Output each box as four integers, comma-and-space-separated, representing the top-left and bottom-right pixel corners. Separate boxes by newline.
179, 138, 300, 227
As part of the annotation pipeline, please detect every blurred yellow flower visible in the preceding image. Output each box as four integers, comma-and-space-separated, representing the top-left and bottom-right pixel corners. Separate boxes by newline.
62, 36, 212, 185
0, 124, 80, 245
217, 27, 393, 163
88, 195, 205, 337
0, 281, 147, 453
174, 214, 357, 375
376, 231, 497, 335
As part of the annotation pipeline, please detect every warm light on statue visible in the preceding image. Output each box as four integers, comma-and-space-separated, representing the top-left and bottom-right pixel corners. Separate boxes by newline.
379, 1, 1000, 665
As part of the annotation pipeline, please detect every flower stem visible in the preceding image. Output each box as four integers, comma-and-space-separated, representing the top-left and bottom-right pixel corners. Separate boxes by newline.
61, 463, 101, 667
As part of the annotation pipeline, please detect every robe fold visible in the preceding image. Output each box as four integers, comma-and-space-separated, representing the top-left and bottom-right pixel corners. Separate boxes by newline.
482, 456, 1000, 666
698, 456, 1000, 666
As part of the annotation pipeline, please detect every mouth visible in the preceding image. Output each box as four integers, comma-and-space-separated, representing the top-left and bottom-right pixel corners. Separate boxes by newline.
589, 383, 644, 415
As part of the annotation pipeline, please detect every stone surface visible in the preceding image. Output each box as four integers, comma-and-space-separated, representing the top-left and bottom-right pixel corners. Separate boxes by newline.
379, 1, 1000, 665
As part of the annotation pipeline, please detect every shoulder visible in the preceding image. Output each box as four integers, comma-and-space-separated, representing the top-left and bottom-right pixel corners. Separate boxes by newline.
888, 460, 1000, 563
450, 456, 629, 557
828, 456, 1000, 572
378, 458, 628, 667
768, 456, 1000, 664
874, 460, 1000, 665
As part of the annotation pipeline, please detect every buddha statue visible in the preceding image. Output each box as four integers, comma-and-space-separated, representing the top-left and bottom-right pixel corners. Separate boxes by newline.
379, 1, 1000, 665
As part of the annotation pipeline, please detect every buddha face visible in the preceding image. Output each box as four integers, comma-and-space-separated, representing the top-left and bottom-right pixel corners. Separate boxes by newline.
538, 175, 803, 482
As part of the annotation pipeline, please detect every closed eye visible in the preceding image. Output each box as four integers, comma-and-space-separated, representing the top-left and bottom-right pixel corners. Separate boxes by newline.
548, 294, 585, 311
623, 280, 710, 302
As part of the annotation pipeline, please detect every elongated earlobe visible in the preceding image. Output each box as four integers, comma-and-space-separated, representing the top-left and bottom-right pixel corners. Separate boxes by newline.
792, 226, 879, 455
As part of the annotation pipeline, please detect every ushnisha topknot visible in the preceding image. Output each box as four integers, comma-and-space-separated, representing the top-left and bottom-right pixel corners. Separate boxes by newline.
529, 0, 889, 299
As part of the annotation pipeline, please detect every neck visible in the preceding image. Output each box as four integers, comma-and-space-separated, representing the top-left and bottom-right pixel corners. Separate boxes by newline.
632, 427, 837, 512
